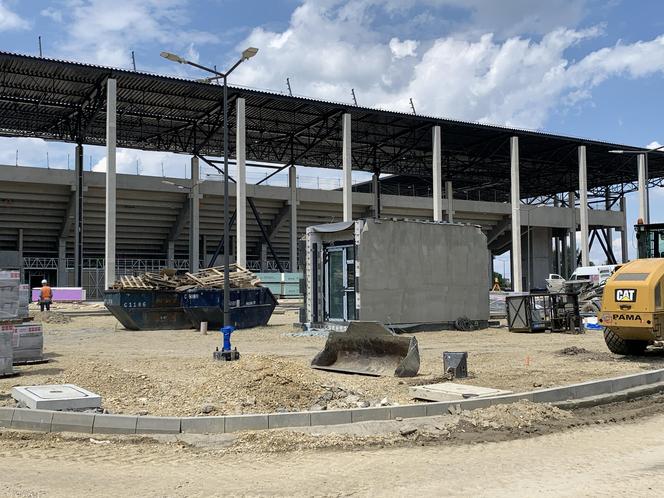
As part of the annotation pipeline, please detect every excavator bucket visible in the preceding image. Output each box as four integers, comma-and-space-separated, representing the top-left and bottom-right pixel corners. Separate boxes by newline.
311, 321, 420, 377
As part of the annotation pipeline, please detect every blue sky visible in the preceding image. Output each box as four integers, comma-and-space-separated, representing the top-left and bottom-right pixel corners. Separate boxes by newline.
1, 0, 664, 264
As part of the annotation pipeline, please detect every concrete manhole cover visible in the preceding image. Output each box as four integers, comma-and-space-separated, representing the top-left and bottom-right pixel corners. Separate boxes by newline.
12, 384, 102, 410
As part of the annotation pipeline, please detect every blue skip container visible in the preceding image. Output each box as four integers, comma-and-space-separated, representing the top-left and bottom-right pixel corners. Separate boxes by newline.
182, 287, 277, 330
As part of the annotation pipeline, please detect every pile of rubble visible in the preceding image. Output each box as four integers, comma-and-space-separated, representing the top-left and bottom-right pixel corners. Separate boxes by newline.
309, 385, 393, 411
110, 265, 262, 291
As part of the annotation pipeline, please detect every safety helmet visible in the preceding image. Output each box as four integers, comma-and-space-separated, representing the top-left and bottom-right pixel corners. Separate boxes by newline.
41, 279, 48, 284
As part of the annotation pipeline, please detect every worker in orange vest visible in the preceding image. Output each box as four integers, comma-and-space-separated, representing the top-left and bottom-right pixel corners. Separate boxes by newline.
38, 279, 53, 312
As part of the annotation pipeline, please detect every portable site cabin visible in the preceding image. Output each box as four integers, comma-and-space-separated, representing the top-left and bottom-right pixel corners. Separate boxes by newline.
304, 218, 490, 329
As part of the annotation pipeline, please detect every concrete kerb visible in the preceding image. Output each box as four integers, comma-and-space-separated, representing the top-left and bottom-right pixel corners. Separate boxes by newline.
4, 367, 664, 435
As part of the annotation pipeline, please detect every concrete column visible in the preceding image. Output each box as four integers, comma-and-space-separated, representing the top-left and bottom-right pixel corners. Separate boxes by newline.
17, 228, 23, 282
260, 243, 268, 271
74, 144, 83, 287
104, 78, 117, 290
432, 126, 442, 222
568, 191, 577, 274
445, 180, 454, 223
289, 165, 298, 272
371, 172, 381, 218
510, 136, 523, 292
166, 240, 175, 268
578, 146, 590, 267
638, 153, 650, 224
235, 98, 247, 267
57, 238, 67, 286
189, 156, 200, 273
342, 113, 352, 222
620, 196, 629, 263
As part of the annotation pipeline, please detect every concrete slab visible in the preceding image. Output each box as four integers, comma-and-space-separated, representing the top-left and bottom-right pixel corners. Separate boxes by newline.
136, 416, 181, 434
181, 416, 225, 434
224, 414, 269, 433
310, 409, 352, 426
92, 414, 138, 434
390, 404, 427, 419
11, 384, 101, 410
11, 408, 54, 432
0, 406, 15, 428
51, 411, 95, 433
410, 382, 512, 402
268, 412, 311, 429
424, 402, 450, 416
351, 407, 391, 423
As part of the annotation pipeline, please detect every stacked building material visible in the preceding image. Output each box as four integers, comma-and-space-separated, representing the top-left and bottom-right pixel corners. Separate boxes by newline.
0, 270, 20, 320
110, 265, 262, 291
0, 327, 14, 376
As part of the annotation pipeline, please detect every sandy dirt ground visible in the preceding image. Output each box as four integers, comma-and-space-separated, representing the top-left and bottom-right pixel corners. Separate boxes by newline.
2, 304, 664, 416
2, 397, 664, 497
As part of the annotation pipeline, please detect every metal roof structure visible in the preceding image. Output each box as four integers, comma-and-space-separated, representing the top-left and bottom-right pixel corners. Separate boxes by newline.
1, 51, 662, 202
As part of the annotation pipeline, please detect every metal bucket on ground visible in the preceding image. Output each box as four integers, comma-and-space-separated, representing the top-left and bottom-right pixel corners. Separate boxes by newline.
311, 321, 420, 377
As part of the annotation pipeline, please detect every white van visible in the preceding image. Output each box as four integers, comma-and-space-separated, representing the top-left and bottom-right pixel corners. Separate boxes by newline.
545, 265, 617, 292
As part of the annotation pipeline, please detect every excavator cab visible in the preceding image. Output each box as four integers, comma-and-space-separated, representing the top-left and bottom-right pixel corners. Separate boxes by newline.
636, 222, 664, 259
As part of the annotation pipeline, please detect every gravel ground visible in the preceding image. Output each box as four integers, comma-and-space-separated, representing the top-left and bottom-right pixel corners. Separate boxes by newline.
2, 306, 664, 416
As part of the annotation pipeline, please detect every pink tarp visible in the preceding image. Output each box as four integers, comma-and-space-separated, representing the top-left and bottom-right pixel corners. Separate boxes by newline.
31, 287, 86, 302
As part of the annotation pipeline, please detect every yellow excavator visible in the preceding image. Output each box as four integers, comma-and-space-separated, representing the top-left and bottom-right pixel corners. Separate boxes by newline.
599, 222, 664, 354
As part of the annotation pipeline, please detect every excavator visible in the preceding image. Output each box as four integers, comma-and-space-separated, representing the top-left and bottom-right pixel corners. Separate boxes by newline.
598, 221, 664, 354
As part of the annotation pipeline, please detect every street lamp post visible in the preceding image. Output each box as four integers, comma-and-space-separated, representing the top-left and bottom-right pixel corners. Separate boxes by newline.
161, 47, 258, 327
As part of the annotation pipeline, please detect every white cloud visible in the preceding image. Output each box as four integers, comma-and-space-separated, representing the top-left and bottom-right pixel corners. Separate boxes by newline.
0, 1, 29, 31
647, 141, 662, 149
231, 2, 664, 130
91, 148, 189, 177
389, 37, 418, 59
40, 7, 63, 23
52, 0, 218, 68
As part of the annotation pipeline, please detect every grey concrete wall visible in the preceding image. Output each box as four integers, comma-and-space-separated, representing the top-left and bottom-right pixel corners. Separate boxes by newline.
357, 219, 489, 324
522, 227, 553, 289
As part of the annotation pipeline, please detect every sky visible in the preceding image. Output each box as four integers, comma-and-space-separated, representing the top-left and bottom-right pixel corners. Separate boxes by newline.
1, 0, 664, 266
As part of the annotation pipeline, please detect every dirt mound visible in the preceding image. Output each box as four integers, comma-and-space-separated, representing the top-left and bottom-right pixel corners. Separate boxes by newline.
459, 400, 572, 430
558, 346, 592, 355
34, 311, 72, 324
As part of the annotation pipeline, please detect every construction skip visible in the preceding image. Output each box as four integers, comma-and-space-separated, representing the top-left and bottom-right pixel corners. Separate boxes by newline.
304, 219, 490, 330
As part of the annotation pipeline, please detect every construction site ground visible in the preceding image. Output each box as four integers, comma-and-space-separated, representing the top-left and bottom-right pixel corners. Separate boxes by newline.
2, 395, 664, 496
2, 302, 664, 417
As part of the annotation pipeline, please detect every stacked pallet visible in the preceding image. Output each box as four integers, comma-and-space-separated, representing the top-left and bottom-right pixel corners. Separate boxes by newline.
110, 265, 262, 291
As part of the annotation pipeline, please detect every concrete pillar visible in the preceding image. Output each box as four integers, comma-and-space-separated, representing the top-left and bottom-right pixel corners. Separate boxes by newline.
372, 172, 381, 218
432, 126, 442, 221
510, 136, 523, 292
57, 238, 67, 286
260, 243, 268, 271
445, 181, 454, 223
578, 146, 590, 267
342, 113, 352, 222
289, 165, 298, 272
167, 240, 175, 268
638, 153, 650, 224
74, 144, 83, 287
568, 191, 577, 274
104, 78, 117, 290
620, 196, 629, 263
17, 228, 23, 282
235, 98, 247, 267
189, 156, 200, 273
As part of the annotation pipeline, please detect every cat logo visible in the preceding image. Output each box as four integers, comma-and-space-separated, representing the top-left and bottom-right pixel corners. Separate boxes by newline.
615, 289, 637, 302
